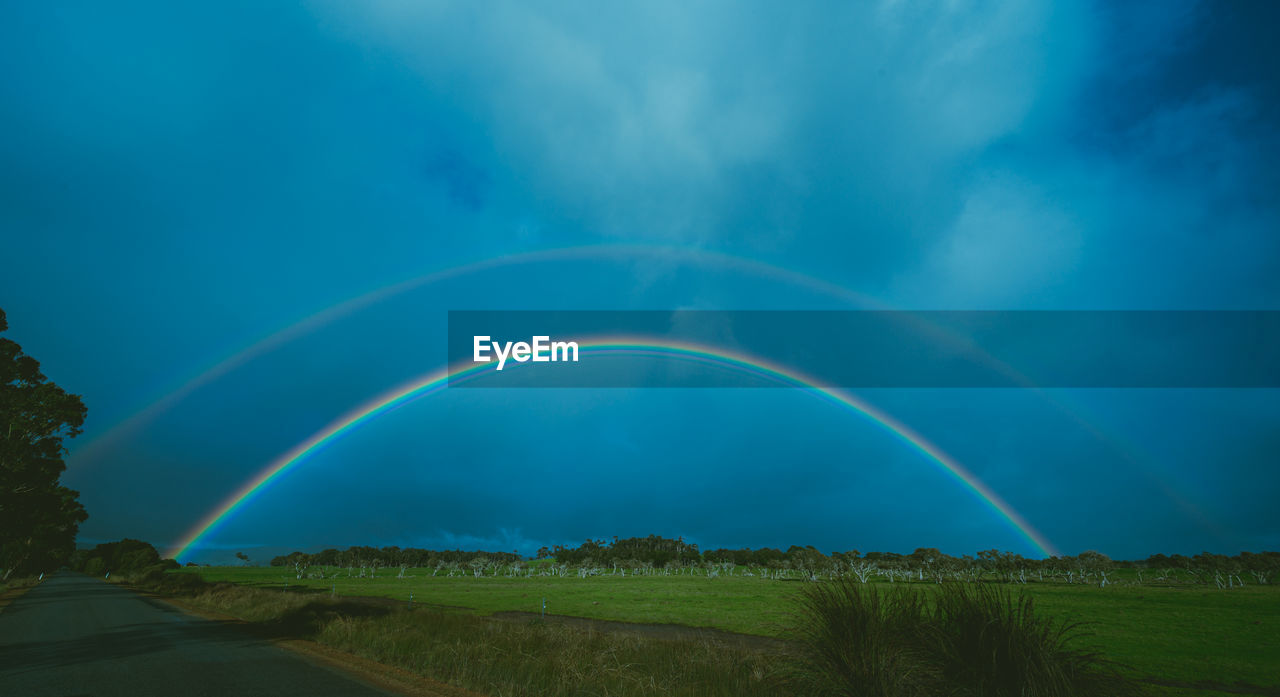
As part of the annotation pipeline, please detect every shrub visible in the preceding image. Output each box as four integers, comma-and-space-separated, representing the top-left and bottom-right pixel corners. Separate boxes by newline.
789, 581, 1143, 697
928, 583, 1141, 697
153, 571, 209, 596
789, 578, 939, 696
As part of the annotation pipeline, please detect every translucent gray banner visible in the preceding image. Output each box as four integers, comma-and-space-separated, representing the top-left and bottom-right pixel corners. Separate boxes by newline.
446, 311, 1280, 388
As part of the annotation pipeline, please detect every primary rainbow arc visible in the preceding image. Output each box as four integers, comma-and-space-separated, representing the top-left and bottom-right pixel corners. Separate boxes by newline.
168, 338, 1058, 561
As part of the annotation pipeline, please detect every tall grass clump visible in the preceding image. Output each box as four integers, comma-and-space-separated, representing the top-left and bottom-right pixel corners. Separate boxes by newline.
788, 579, 939, 696
187, 583, 318, 623
929, 582, 1141, 697
790, 579, 1142, 697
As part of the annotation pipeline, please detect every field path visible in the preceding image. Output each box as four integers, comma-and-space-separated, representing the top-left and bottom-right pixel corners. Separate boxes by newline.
0, 572, 400, 697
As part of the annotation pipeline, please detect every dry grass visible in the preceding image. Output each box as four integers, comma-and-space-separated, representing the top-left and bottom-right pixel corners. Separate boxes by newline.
320, 610, 783, 697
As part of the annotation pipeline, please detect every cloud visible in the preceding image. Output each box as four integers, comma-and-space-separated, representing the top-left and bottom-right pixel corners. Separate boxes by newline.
317, 1, 1092, 257
894, 174, 1082, 306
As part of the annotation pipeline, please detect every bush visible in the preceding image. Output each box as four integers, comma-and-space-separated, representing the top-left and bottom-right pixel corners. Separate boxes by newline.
153, 571, 209, 596
928, 583, 1141, 697
134, 562, 176, 586
790, 580, 1142, 697
82, 557, 105, 577
789, 579, 939, 696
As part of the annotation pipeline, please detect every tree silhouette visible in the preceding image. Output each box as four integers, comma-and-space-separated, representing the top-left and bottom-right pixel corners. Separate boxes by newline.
0, 308, 88, 578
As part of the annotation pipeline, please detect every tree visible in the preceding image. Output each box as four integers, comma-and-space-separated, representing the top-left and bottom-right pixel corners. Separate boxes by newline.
908, 547, 954, 582
1240, 551, 1279, 584
235, 551, 250, 566
74, 539, 175, 577
1, 308, 89, 579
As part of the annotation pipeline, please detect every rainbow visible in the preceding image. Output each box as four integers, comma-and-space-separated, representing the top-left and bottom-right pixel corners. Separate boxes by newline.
72, 244, 885, 465
167, 338, 1058, 561
70, 242, 1214, 542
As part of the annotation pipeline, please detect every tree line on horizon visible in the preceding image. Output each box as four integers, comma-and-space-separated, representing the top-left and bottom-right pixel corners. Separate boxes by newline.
262, 535, 1279, 581
268, 545, 523, 569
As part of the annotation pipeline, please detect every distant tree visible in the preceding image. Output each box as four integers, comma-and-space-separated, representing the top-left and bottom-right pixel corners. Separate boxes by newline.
235, 551, 250, 566
74, 539, 176, 577
786, 545, 827, 580
550, 535, 699, 567
908, 547, 954, 582
1240, 551, 1279, 584
293, 553, 312, 579
1075, 550, 1113, 573
977, 549, 1028, 582
0, 308, 89, 579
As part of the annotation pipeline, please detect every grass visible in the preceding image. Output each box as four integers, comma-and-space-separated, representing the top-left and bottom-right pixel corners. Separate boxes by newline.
318, 611, 780, 697
188, 567, 798, 632
926, 582, 1140, 696
0, 575, 42, 614
788, 578, 937, 696
151, 577, 783, 696
179, 567, 1280, 695
1012, 582, 1279, 693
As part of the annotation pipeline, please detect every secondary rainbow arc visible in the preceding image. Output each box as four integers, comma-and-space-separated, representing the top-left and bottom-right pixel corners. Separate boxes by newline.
71, 243, 885, 465
167, 338, 1058, 561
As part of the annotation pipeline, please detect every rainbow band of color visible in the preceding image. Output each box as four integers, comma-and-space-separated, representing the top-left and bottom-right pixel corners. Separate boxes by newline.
73, 243, 884, 464
168, 339, 1058, 560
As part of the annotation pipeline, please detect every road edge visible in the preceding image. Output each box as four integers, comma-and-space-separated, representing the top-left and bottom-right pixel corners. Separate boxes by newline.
0, 579, 41, 615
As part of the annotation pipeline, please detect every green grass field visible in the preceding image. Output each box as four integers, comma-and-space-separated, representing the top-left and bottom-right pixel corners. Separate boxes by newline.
180, 566, 1280, 695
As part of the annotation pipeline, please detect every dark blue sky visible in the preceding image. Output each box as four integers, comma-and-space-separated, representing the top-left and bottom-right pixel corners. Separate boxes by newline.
2, 1, 1277, 562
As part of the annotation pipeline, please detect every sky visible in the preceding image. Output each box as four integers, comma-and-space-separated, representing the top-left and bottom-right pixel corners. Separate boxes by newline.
2, 1, 1277, 563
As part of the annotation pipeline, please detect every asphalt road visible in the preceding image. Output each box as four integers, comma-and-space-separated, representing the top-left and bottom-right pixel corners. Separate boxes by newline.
0, 572, 397, 697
